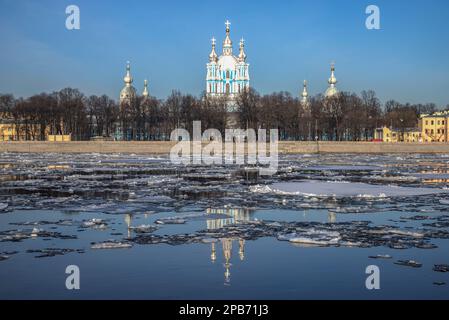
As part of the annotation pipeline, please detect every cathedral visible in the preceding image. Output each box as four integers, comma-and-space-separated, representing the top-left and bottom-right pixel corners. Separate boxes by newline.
119, 61, 149, 106
117, 61, 149, 140
300, 63, 339, 110
206, 20, 250, 110
117, 22, 340, 136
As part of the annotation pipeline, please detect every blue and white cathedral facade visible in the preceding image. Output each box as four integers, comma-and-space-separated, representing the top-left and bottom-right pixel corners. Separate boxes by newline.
206, 20, 250, 107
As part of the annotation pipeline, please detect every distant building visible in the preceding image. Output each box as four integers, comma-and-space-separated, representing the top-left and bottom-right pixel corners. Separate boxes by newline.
0, 119, 16, 141
374, 127, 421, 143
0, 113, 61, 141
375, 111, 449, 143
419, 111, 449, 142
325, 63, 338, 98
206, 20, 250, 110
117, 62, 149, 140
119, 61, 138, 106
300, 80, 310, 113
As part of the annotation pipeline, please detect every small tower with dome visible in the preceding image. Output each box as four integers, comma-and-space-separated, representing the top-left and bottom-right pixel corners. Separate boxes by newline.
325, 62, 338, 98
119, 61, 137, 106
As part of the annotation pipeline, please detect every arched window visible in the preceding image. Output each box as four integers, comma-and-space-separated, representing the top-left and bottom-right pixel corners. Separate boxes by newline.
226, 71, 230, 79
226, 83, 230, 94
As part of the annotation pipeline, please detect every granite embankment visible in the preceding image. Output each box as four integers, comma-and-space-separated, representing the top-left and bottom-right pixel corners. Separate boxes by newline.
1, 141, 449, 154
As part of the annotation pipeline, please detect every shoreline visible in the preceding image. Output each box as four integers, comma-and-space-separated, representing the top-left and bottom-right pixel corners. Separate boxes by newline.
1, 141, 449, 154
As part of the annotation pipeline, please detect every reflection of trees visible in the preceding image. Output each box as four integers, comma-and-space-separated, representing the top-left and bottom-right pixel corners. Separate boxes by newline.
206, 208, 252, 229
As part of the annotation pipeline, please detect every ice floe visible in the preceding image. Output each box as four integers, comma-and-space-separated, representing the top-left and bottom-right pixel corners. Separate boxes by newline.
26, 248, 84, 258
129, 224, 158, 234
251, 181, 447, 198
394, 260, 422, 268
433, 264, 449, 272
369, 254, 392, 260
91, 241, 133, 249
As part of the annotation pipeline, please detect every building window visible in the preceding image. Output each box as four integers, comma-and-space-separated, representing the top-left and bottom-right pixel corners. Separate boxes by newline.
443, 120, 445, 125
426, 120, 428, 125
431, 120, 434, 125
226, 83, 230, 94
226, 71, 230, 79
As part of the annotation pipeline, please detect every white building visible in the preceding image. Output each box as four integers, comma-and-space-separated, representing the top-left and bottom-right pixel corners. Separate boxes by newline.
325, 63, 338, 98
119, 61, 149, 106
206, 20, 250, 109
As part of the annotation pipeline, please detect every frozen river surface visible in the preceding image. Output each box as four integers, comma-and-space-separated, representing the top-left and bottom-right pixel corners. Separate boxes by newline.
1, 152, 449, 299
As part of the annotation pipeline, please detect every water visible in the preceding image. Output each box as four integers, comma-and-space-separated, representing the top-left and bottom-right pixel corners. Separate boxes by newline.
1, 153, 449, 299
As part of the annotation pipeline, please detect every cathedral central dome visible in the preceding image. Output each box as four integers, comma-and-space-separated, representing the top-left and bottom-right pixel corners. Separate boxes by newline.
218, 55, 238, 71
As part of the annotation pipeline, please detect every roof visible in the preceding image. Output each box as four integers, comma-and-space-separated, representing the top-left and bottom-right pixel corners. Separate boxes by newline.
420, 111, 449, 118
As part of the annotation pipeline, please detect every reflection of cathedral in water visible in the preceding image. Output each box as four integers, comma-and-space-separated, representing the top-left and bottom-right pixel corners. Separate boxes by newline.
206, 208, 252, 284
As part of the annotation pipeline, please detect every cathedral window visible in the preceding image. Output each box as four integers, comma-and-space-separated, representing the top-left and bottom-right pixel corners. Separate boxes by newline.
226, 71, 230, 79
226, 83, 230, 94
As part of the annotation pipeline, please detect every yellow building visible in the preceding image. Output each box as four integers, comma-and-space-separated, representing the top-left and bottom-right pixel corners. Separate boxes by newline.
0, 121, 17, 141
1, 114, 67, 141
47, 134, 72, 142
374, 126, 421, 143
375, 111, 449, 143
0, 121, 56, 141
419, 111, 449, 142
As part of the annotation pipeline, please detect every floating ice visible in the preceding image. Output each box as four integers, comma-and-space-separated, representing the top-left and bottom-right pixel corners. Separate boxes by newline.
251, 181, 446, 198
82, 219, 107, 229
433, 264, 449, 272
26, 248, 84, 258
286, 229, 341, 246
155, 218, 186, 225
394, 260, 422, 268
31, 228, 42, 237
386, 229, 425, 238
201, 238, 218, 244
289, 237, 340, 246
304, 165, 382, 171
91, 241, 133, 249
369, 254, 392, 260
129, 225, 158, 234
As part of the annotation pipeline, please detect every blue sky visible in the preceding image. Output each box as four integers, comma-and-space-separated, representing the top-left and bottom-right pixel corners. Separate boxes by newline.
1, 0, 449, 106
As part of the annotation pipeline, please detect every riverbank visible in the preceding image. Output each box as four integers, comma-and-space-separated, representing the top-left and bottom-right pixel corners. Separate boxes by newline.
1, 141, 449, 154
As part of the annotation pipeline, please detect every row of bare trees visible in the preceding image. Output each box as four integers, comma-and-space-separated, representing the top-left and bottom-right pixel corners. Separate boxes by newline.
236, 88, 440, 141
0, 88, 445, 141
